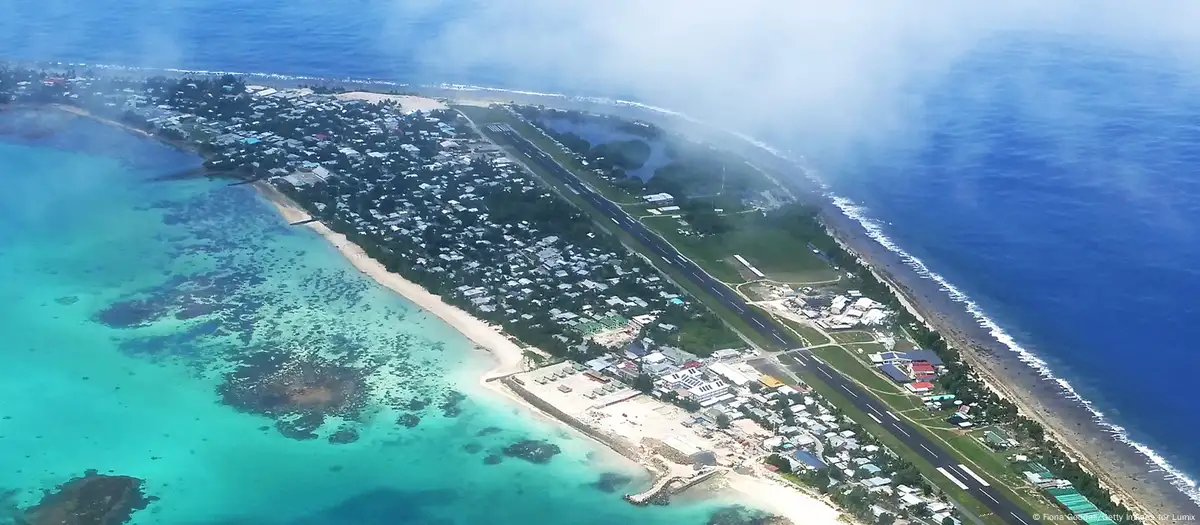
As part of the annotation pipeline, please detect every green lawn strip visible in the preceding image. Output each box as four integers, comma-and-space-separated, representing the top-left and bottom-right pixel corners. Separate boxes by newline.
802, 355, 1063, 524
814, 347, 926, 411
472, 120, 779, 352
820, 346, 1054, 507
933, 429, 1032, 490
783, 367, 1009, 525
634, 205, 838, 285
636, 215, 747, 283
716, 213, 839, 283
621, 202, 662, 217
830, 331, 878, 344
825, 351, 1064, 522
776, 317, 832, 347
930, 429, 1069, 522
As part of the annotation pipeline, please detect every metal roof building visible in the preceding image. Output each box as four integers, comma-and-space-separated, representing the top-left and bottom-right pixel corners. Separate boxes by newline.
880, 363, 912, 383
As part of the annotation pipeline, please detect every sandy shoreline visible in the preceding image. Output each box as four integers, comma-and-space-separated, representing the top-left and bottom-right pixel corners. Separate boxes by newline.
46, 92, 1190, 520
253, 182, 526, 380
253, 182, 844, 525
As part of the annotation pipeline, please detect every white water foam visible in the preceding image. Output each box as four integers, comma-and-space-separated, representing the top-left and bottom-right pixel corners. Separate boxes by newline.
731, 118, 1200, 503
825, 194, 1200, 506
43, 59, 1200, 506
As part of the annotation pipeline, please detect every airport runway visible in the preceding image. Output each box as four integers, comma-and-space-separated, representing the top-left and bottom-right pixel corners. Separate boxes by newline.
489, 123, 1040, 525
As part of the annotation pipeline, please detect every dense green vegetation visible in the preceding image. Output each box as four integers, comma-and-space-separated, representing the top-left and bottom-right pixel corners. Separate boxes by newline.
591, 139, 651, 171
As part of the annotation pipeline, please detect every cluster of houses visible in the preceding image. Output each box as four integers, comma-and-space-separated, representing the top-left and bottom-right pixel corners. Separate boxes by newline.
580, 338, 959, 525
786, 290, 892, 330
753, 285, 895, 333
1, 69, 731, 359
869, 349, 946, 394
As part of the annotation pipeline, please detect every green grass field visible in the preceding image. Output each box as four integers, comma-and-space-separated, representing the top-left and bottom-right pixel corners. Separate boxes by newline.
777, 317, 832, 347
830, 330, 877, 344
635, 211, 838, 285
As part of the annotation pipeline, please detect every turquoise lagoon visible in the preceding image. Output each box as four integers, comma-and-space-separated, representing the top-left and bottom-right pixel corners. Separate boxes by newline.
0, 113, 746, 525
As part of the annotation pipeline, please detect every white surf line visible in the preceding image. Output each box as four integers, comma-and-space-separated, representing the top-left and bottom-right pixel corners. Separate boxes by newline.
936, 467, 969, 490
887, 411, 900, 421
920, 444, 939, 458
956, 464, 991, 487
88, 55, 1200, 503
827, 194, 1200, 505
840, 385, 859, 398
868, 413, 883, 424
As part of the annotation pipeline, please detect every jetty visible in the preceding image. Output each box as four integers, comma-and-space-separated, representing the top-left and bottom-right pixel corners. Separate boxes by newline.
623, 468, 723, 506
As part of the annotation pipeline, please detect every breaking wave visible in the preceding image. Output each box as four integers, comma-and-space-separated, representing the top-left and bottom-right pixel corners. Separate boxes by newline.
722, 126, 1200, 505
825, 192, 1200, 507
44, 59, 1200, 506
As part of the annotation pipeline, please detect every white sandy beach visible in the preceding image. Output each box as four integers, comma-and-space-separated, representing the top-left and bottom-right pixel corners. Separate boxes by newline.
723, 472, 846, 525
255, 183, 524, 380
256, 184, 846, 525
335, 92, 449, 114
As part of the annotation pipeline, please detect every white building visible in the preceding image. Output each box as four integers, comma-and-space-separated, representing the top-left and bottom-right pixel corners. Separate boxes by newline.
708, 362, 752, 387
642, 192, 675, 205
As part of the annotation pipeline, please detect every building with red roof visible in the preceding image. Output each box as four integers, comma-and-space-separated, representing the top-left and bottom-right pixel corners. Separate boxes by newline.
905, 381, 935, 393
908, 361, 936, 374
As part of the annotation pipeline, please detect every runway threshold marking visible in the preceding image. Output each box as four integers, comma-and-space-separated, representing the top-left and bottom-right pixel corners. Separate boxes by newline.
936, 467, 970, 490
868, 413, 882, 424
957, 464, 991, 487
887, 411, 899, 421
920, 444, 939, 458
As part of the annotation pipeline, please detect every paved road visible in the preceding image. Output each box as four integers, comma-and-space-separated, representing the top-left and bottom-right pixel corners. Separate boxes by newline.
489, 124, 793, 344
753, 352, 1035, 525
488, 123, 1039, 525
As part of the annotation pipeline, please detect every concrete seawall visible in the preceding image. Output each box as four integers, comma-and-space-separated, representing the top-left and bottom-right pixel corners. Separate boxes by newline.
500, 377, 643, 461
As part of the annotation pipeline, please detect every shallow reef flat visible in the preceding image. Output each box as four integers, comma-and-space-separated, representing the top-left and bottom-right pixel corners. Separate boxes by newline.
0, 131, 741, 525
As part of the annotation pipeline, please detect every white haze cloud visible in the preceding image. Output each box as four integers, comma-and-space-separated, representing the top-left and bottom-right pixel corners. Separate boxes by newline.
386, 0, 1200, 157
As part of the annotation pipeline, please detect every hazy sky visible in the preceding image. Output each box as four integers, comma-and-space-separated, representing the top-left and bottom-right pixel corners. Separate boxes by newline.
386, 1, 1200, 156
4, 0, 1200, 159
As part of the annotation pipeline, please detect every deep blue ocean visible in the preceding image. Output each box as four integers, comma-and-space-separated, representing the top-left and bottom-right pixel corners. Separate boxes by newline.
3, 0, 1200, 511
